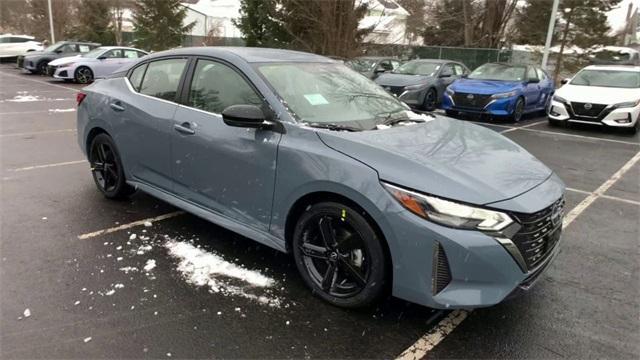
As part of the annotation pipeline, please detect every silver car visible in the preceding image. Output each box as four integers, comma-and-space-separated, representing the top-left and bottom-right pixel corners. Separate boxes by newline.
77, 47, 565, 309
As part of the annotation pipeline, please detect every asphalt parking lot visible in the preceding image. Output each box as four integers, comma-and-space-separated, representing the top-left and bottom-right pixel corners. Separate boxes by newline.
1, 63, 638, 359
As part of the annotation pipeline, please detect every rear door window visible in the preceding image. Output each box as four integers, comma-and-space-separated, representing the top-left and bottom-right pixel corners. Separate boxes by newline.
139, 58, 188, 102
78, 45, 91, 53
123, 50, 141, 59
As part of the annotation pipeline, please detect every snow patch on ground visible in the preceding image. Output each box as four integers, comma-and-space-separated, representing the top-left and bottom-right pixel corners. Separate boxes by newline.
143, 259, 156, 272
164, 240, 282, 307
6, 95, 42, 102
48, 108, 75, 113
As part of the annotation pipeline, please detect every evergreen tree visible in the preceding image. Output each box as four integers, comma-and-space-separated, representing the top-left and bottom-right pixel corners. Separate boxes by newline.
132, 0, 195, 51
513, 0, 555, 45
71, 0, 115, 45
232, 0, 289, 47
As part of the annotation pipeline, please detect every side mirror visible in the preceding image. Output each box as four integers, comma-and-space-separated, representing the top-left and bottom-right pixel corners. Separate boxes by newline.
560, 78, 569, 85
439, 72, 452, 78
97, 56, 106, 60
222, 104, 268, 128
54, 49, 63, 54
461, 74, 468, 78
528, 78, 540, 84
374, 67, 387, 74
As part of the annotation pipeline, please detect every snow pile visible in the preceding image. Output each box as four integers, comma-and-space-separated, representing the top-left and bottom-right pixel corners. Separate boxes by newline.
165, 240, 282, 307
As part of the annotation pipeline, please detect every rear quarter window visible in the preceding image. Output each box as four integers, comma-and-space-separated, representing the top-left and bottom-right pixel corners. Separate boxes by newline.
129, 64, 148, 91
138, 58, 188, 102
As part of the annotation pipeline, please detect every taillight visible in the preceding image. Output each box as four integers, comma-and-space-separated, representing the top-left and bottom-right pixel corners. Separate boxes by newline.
76, 92, 87, 106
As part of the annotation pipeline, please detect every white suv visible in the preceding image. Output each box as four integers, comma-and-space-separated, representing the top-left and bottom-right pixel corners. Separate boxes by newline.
549, 65, 640, 133
0, 34, 42, 59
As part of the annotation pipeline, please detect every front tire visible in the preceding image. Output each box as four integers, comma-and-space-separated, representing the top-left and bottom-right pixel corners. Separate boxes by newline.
509, 97, 525, 122
36, 60, 48, 75
75, 66, 94, 84
445, 109, 458, 117
292, 202, 387, 308
422, 88, 437, 111
89, 134, 135, 199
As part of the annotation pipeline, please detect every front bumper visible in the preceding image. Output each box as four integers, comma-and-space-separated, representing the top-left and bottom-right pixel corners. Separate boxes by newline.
548, 100, 640, 128
21, 58, 37, 71
379, 85, 427, 107
442, 91, 518, 116
51, 65, 73, 79
385, 174, 565, 309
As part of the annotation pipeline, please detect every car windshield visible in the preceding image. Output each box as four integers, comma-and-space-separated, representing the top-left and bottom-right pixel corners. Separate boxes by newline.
257, 62, 411, 131
347, 59, 377, 72
82, 48, 107, 58
570, 69, 640, 88
43, 42, 64, 52
468, 63, 526, 81
392, 61, 440, 76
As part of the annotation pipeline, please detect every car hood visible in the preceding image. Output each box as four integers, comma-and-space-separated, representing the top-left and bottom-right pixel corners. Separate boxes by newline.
556, 84, 640, 104
317, 117, 552, 206
451, 78, 522, 95
49, 55, 82, 66
375, 73, 435, 87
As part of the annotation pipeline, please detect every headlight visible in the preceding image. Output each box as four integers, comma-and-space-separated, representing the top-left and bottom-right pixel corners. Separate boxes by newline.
445, 88, 454, 95
552, 95, 567, 103
491, 90, 517, 99
614, 99, 640, 108
382, 182, 513, 231
404, 83, 427, 91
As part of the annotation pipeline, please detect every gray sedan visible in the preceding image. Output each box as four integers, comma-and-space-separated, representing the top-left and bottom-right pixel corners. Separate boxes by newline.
375, 59, 469, 111
77, 47, 564, 309
18, 41, 100, 74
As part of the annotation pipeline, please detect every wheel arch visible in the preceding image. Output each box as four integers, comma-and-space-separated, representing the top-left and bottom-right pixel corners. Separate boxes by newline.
85, 126, 110, 154
283, 190, 393, 286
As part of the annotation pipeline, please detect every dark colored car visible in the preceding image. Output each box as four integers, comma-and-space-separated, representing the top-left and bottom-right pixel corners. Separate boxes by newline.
442, 63, 555, 122
18, 41, 100, 74
346, 56, 402, 79
375, 59, 469, 111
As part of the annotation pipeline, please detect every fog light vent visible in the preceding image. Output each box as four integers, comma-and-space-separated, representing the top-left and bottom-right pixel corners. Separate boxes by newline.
432, 242, 452, 295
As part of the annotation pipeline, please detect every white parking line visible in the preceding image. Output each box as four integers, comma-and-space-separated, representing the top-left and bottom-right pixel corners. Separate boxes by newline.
500, 120, 547, 134
566, 187, 639, 206
564, 151, 640, 227
0, 110, 57, 117
0, 70, 79, 92
10, 160, 87, 172
77, 211, 185, 240
0, 129, 76, 137
397, 310, 469, 360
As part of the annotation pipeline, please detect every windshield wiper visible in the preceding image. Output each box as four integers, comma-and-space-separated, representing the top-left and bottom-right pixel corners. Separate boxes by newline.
303, 122, 363, 132
336, 91, 398, 103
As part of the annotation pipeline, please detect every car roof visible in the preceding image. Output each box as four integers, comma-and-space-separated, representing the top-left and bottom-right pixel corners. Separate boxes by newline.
584, 65, 640, 72
144, 47, 333, 63
0, 34, 35, 39
407, 59, 458, 64
97, 46, 147, 52
57, 41, 101, 45
354, 56, 396, 60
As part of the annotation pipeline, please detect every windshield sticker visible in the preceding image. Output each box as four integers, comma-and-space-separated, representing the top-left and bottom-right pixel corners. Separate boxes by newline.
303, 94, 329, 106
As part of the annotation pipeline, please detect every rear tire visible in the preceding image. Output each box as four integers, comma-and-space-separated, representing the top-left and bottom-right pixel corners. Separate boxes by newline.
292, 202, 387, 308
89, 134, 135, 199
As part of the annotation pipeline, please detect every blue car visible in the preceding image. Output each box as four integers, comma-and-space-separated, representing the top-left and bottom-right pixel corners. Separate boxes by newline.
77, 47, 565, 309
442, 63, 555, 121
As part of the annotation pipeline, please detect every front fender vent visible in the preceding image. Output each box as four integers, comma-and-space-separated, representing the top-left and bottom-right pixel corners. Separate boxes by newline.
432, 242, 452, 295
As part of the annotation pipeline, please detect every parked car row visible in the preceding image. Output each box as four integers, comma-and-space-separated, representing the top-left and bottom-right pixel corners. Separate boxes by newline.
0, 34, 43, 61
15, 40, 148, 84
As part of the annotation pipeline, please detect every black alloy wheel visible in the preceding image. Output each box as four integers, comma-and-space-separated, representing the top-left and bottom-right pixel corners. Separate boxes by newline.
422, 88, 437, 111
292, 202, 387, 308
510, 97, 525, 122
89, 134, 134, 199
75, 66, 94, 84
37, 61, 48, 75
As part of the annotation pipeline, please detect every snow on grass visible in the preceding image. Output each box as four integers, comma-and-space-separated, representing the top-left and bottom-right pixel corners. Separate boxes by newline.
164, 239, 282, 307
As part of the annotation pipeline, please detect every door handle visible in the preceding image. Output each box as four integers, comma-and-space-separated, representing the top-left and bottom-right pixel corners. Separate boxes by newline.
109, 102, 125, 112
174, 122, 195, 135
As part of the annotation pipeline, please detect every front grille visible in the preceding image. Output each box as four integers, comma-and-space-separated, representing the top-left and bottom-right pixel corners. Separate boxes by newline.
452, 92, 492, 109
570, 102, 607, 117
512, 198, 564, 270
432, 242, 452, 295
46, 65, 57, 76
382, 85, 405, 97
16, 56, 24, 68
